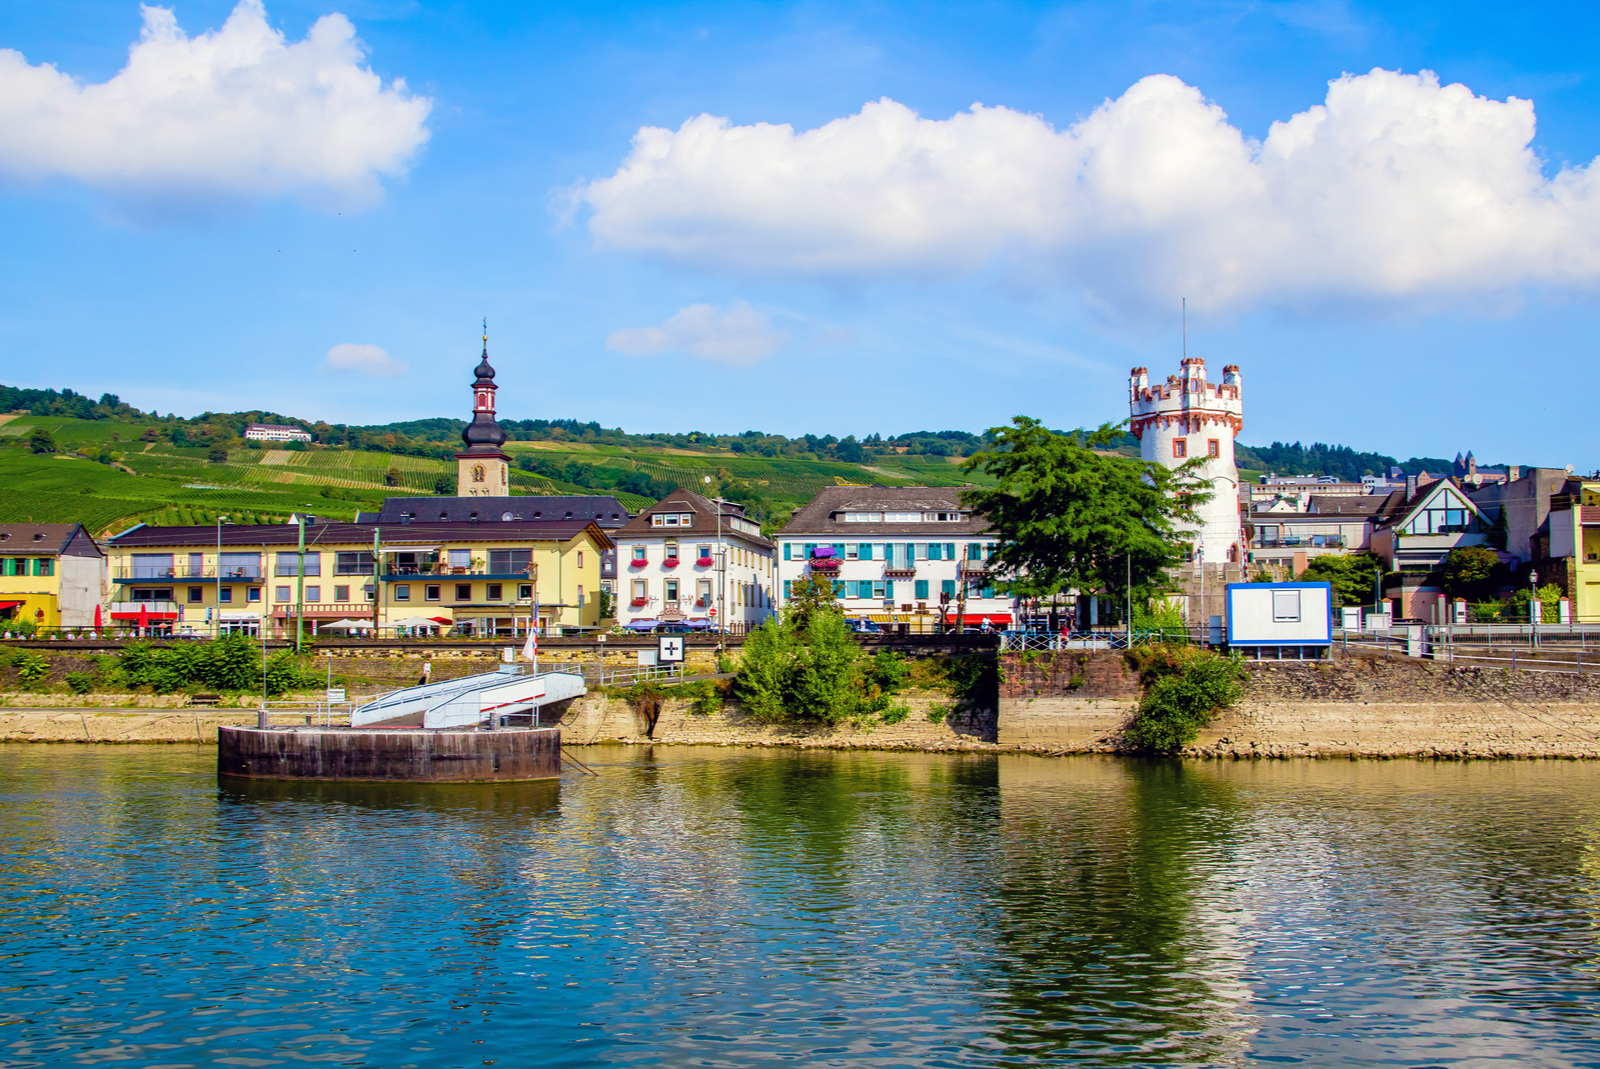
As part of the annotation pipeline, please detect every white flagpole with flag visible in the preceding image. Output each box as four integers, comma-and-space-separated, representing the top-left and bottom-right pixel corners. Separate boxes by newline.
522, 623, 537, 674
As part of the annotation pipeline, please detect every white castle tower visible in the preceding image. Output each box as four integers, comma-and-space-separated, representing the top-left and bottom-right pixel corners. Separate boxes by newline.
1129, 358, 1243, 564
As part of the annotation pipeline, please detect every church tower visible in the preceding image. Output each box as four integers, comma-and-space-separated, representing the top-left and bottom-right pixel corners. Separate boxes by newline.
1129, 358, 1243, 564
455, 328, 511, 497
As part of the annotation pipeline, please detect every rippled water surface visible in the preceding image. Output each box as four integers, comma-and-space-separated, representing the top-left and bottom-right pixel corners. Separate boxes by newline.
4, 747, 1600, 1067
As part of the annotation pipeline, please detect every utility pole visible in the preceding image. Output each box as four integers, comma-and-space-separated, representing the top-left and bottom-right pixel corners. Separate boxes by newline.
214, 515, 228, 639
371, 527, 381, 635
294, 514, 306, 654
1126, 552, 1132, 648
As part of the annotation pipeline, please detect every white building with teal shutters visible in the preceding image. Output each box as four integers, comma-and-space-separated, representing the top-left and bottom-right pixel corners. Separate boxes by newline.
774, 487, 1015, 632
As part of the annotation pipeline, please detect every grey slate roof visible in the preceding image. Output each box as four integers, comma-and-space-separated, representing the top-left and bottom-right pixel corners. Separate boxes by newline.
371, 496, 631, 527
0, 523, 101, 558
613, 489, 770, 546
777, 486, 990, 537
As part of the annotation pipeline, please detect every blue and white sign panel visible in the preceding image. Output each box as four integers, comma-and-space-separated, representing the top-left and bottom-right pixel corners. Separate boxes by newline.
1225, 582, 1333, 647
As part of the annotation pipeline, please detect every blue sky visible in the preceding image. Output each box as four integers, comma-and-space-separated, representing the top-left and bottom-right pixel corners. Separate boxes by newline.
2, 0, 1598, 467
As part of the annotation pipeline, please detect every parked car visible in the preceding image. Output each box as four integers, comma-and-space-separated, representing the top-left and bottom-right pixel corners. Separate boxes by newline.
848, 618, 882, 634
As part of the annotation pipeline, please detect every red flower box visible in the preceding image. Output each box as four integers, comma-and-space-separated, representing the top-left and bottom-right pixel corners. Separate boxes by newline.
696, 557, 715, 566
630, 597, 648, 607
809, 557, 842, 571
662, 557, 681, 568
628, 558, 648, 568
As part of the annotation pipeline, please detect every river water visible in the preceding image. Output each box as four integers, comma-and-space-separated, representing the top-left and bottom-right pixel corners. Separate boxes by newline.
3, 746, 1600, 1067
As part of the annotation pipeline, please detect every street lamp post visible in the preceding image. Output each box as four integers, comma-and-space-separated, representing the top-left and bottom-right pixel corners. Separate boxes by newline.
215, 515, 229, 639
1531, 567, 1540, 648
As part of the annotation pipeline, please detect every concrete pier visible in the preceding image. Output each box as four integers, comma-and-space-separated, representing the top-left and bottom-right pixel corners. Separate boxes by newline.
218, 725, 562, 782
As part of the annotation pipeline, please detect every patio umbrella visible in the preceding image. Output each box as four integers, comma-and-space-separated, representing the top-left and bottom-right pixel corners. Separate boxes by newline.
137, 603, 149, 633
93, 604, 102, 629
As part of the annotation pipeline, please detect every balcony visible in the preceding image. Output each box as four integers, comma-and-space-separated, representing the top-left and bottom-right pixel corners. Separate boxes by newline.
884, 566, 916, 579
109, 600, 180, 619
114, 566, 261, 583
1255, 536, 1345, 549
380, 567, 531, 581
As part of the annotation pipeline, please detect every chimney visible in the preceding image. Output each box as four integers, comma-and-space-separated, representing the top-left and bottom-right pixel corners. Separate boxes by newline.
1508, 465, 1521, 482
1406, 475, 1418, 497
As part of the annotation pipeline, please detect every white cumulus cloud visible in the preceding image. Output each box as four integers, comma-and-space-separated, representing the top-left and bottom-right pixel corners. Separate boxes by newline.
0, 0, 430, 207
577, 69, 1600, 318
323, 342, 407, 377
606, 301, 790, 365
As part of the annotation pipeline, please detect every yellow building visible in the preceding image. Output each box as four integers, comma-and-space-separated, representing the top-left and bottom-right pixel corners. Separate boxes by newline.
1551, 482, 1600, 623
103, 519, 611, 637
0, 523, 105, 632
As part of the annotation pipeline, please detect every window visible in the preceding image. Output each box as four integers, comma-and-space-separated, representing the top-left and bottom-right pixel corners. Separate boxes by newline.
487, 583, 502, 601
940, 580, 956, 597
276, 586, 291, 601
335, 551, 374, 576
219, 587, 233, 603
884, 511, 921, 522
275, 552, 321, 576
967, 543, 983, 561
665, 544, 680, 561
843, 512, 883, 522
698, 545, 711, 561
873, 581, 887, 599
697, 579, 712, 606
664, 579, 679, 601
334, 585, 350, 601
188, 587, 204, 603
395, 585, 411, 602
915, 579, 929, 600
846, 544, 858, 560
577, 585, 584, 606
306, 586, 321, 602
130, 587, 173, 601
1272, 589, 1302, 622
130, 553, 174, 579
32, 558, 53, 576
425, 585, 440, 602
454, 583, 473, 601
489, 548, 532, 575
220, 552, 260, 579
859, 543, 873, 560
1207, 439, 1220, 458
448, 549, 471, 569
519, 584, 533, 600
652, 514, 666, 527
632, 579, 648, 600
247, 587, 261, 603
633, 547, 647, 562
1173, 439, 1187, 459
577, 551, 584, 568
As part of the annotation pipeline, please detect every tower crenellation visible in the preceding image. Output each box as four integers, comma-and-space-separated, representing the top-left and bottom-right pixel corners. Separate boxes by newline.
1130, 356, 1244, 564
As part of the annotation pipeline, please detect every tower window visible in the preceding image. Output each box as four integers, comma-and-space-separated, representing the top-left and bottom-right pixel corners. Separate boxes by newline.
1207, 439, 1220, 458
1172, 439, 1187, 459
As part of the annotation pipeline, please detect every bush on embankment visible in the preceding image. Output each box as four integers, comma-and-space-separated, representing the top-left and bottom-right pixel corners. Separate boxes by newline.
1122, 646, 1247, 754
733, 611, 915, 725
0, 634, 322, 698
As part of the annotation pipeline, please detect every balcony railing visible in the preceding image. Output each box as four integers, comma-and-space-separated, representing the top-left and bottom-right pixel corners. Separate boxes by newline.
380, 567, 531, 580
115, 566, 262, 581
274, 565, 324, 577
111, 600, 180, 614
1254, 537, 1345, 549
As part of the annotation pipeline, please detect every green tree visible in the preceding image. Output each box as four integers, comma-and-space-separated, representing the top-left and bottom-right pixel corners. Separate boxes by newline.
385, 466, 402, 487
960, 418, 1208, 601
1123, 651, 1246, 753
783, 571, 841, 636
207, 443, 228, 463
27, 426, 55, 454
1297, 552, 1387, 607
433, 472, 454, 494
1438, 545, 1500, 601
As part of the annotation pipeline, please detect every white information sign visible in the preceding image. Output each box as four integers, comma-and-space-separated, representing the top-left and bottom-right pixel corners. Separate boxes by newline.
326, 688, 346, 703
658, 636, 685, 664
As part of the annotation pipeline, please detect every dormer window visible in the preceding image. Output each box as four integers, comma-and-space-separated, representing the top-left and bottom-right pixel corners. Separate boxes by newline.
32, 533, 43, 541
0, 534, 9, 542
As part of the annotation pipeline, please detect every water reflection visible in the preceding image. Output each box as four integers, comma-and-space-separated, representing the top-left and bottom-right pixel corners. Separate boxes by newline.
2, 745, 1600, 1067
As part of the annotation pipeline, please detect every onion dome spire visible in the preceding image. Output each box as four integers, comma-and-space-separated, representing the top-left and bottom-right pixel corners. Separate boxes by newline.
461, 319, 507, 451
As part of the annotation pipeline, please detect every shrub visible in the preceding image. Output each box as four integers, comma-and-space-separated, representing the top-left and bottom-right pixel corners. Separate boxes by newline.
732, 611, 912, 724
15, 653, 49, 687
64, 671, 93, 694
1123, 651, 1246, 754
926, 702, 951, 724
881, 702, 910, 724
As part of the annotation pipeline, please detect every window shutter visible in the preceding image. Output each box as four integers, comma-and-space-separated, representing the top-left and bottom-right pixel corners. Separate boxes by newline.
941, 580, 956, 596
783, 543, 790, 560
859, 543, 872, 560
915, 580, 928, 600
945, 543, 956, 560
885, 580, 894, 599
783, 580, 791, 598
833, 581, 845, 597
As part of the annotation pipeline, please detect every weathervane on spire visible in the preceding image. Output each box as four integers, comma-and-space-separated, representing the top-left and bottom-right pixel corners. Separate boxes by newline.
482, 316, 487, 345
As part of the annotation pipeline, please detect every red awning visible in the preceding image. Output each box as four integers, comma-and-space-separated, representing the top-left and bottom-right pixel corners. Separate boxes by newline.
0, 601, 24, 610
945, 614, 1011, 625
111, 611, 178, 621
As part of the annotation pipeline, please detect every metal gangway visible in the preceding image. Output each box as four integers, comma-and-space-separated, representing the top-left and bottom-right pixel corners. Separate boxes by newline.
350, 666, 588, 730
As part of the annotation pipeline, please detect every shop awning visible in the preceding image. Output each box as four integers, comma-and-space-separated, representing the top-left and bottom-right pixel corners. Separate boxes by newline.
111, 611, 177, 621
944, 614, 1012, 625
0, 601, 23, 610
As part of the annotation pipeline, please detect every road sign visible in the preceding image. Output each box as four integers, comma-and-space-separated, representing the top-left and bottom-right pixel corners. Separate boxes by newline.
708, 608, 718, 617
658, 636, 685, 663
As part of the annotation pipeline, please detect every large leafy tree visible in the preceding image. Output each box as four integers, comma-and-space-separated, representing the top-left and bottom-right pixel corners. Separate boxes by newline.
959, 418, 1209, 600
1438, 545, 1501, 601
1297, 551, 1387, 606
